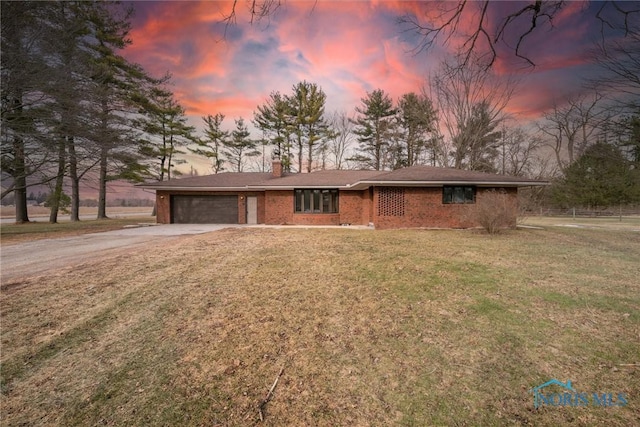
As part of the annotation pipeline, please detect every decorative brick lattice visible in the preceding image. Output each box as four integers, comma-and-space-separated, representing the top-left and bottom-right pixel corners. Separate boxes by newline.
378, 187, 405, 216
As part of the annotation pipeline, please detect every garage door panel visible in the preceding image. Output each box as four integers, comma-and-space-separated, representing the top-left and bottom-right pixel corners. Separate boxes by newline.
171, 195, 238, 223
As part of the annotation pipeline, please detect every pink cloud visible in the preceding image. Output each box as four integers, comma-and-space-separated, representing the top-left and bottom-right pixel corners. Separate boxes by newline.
123, 0, 606, 137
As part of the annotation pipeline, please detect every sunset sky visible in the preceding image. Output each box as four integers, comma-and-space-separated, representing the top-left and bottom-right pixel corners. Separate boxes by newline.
122, 0, 623, 171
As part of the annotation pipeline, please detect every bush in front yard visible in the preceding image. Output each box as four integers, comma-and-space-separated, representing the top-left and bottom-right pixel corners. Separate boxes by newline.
474, 189, 517, 234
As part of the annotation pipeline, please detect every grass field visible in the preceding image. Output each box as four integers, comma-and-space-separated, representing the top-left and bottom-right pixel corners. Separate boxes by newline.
0, 206, 154, 219
0, 217, 156, 244
1, 226, 638, 426
0, 206, 155, 244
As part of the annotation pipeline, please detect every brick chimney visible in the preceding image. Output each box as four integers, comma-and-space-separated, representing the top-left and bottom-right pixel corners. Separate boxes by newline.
272, 160, 283, 178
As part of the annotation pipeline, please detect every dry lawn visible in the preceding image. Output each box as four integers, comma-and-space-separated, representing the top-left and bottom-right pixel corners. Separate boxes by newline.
1, 226, 639, 426
0, 206, 153, 219
0, 217, 156, 245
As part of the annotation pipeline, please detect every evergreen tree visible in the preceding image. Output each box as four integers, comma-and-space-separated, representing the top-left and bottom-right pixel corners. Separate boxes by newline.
1, 1, 57, 223
351, 89, 397, 170
46, 1, 99, 222
552, 142, 639, 208
397, 92, 437, 167
2, 1, 152, 222
135, 85, 196, 181
223, 118, 259, 172
85, 2, 152, 219
253, 91, 294, 171
191, 113, 229, 173
615, 111, 640, 165
453, 102, 502, 172
288, 81, 327, 172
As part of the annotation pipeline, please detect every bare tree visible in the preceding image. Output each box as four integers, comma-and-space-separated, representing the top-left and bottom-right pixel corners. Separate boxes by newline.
430, 55, 516, 170
593, 2, 640, 99
325, 111, 355, 170
499, 126, 544, 177
539, 92, 607, 171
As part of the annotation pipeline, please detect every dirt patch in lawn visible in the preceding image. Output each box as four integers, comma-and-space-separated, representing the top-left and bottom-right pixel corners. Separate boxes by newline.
1, 227, 638, 426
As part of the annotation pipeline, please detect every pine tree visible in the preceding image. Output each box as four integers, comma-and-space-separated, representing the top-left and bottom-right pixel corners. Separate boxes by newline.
191, 113, 229, 173
253, 91, 294, 171
351, 89, 397, 170
223, 118, 259, 172
135, 85, 196, 181
552, 142, 638, 208
397, 92, 437, 167
453, 101, 502, 172
86, 2, 152, 219
288, 81, 327, 172
1, 2, 57, 223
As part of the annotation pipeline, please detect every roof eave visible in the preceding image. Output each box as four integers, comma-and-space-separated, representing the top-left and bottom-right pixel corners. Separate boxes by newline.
349, 180, 548, 189
137, 186, 253, 191
250, 185, 352, 190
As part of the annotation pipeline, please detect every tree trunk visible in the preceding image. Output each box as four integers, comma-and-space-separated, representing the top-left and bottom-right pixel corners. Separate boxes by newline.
97, 96, 109, 219
167, 134, 173, 181
307, 140, 313, 173
10, 88, 30, 223
68, 136, 80, 222
297, 134, 303, 173
49, 139, 66, 223
13, 135, 30, 224
159, 125, 167, 181
97, 144, 108, 219
375, 134, 382, 171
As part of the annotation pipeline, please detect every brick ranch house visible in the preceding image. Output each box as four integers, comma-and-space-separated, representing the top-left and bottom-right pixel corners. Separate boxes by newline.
139, 161, 546, 229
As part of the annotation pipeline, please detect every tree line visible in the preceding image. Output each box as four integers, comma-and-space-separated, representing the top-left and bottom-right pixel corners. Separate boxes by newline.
1, 1, 196, 223
197, 52, 639, 210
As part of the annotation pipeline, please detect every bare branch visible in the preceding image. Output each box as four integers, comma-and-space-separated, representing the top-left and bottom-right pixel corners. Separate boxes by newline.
403, 1, 567, 68
399, 1, 467, 56
460, 1, 494, 68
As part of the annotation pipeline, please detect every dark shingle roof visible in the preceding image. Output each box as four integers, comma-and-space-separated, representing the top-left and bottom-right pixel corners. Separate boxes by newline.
139, 166, 546, 191
251, 170, 383, 188
138, 172, 273, 190
364, 165, 541, 184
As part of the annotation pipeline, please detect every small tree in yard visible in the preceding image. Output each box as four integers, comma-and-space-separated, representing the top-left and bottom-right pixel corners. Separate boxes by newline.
473, 189, 517, 234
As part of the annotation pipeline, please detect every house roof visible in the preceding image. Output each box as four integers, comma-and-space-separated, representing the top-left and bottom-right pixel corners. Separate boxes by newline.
138, 166, 547, 191
138, 172, 274, 191
347, 165, 545, 189
250, 170, 383, 189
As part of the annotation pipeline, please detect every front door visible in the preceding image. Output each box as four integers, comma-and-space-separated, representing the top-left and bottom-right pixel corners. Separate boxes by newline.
246, 196, 258, 224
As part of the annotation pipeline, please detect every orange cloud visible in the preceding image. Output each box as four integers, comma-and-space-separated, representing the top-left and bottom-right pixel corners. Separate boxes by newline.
123, 0, 605, 139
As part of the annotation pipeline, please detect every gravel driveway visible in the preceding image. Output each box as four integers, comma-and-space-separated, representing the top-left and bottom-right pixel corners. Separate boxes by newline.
1, 224, 234, 283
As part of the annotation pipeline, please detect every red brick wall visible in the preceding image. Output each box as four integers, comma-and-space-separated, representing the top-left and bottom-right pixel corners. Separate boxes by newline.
338, 191, 368, 225
157, 186, 518, 228
264, 190, 369, 225
373, 187, 518, 229
264, 190, 293, 224
154, 191, 264, 224
291, 213, 340, 225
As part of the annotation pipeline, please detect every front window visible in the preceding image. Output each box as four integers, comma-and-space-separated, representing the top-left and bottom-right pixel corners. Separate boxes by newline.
443, 186, 476, 204
295, 189, 339, 213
